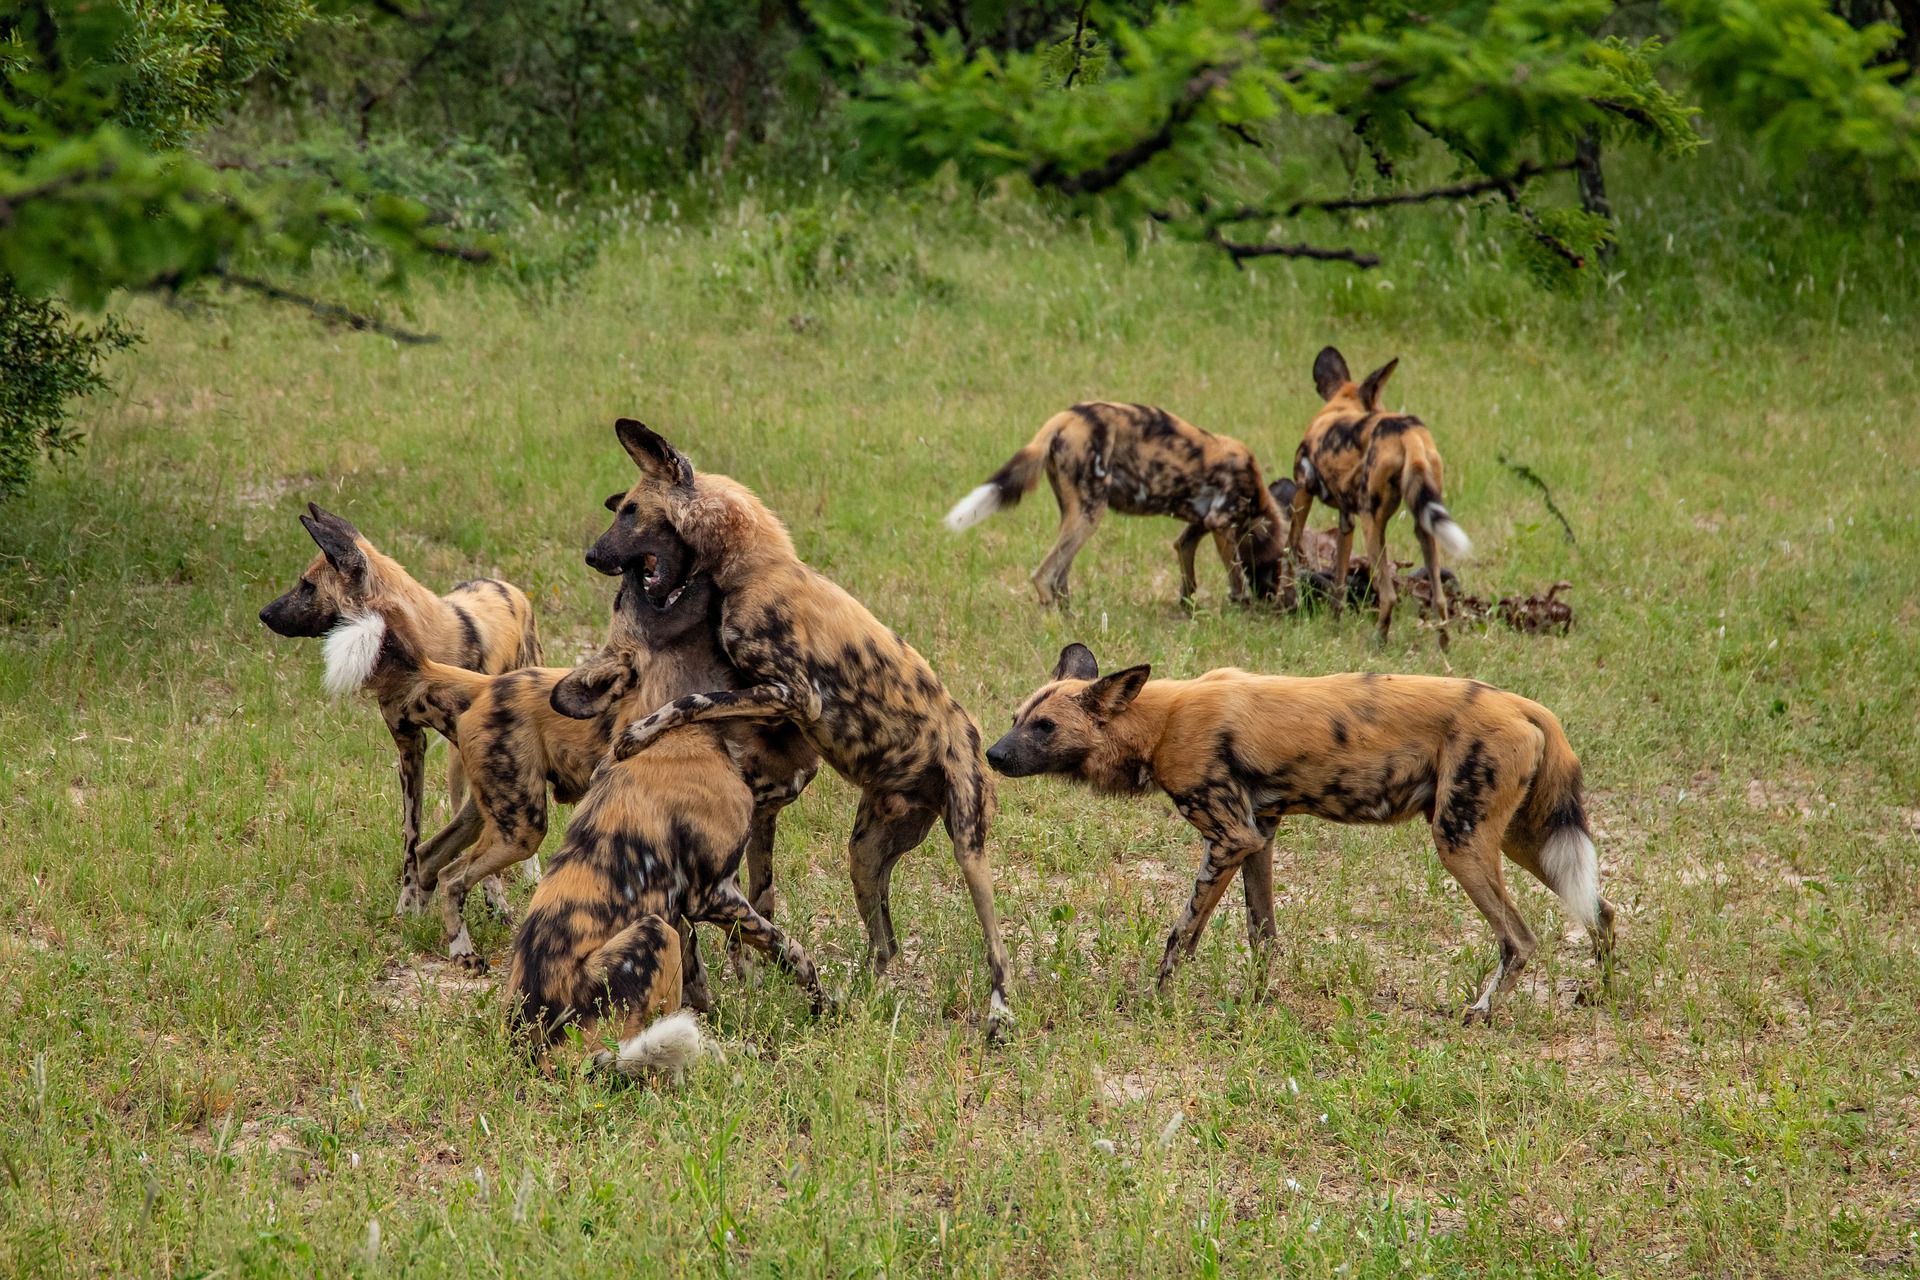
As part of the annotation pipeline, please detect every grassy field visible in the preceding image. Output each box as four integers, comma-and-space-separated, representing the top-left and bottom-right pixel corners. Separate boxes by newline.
3, 176, 1919, 1277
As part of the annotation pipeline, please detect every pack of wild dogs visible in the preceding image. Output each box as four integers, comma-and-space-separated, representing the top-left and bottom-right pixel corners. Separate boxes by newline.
259, 348, 1614, 1075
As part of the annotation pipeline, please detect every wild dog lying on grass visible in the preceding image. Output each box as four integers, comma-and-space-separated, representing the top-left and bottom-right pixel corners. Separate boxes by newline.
985, 644, 1615, 1024
325, 547, 817, 979
1285, 349, 1471, 643
593, 419, 1016, 1036
258, 504, 540, 914
507, 572, 826, 1076
945, 402, 1290, 607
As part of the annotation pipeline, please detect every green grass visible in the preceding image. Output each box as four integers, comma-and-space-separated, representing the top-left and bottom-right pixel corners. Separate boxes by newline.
3, 179, 1919, 1277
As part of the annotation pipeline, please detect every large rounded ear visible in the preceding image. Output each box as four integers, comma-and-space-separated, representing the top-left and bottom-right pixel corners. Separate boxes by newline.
300, 505, 367, 577
604, 491, 627, 513
1052, 642, 1099, 682
1359, 358, 1399, 411
614, 419, 694, 488
1078, 664, 1149, 722
1313, 346, 1351, 401
550, 653, 635, 720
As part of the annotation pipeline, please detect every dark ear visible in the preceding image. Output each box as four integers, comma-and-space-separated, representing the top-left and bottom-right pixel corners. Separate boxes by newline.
1078, 664, 1150, 722
1358, 358, 1399, 411
604, 491, 627, 513
1269, 477, 1297, 510
1052, 642, 1099, 682
614, 419, 694, 488
300, 506, 367, 576
550, 653, 635, 720
1313, 346, 1350, 401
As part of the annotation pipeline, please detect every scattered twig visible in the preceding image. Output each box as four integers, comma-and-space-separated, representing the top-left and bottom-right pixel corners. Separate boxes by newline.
212, 270, 442, 344
1497, 452, 1576, 543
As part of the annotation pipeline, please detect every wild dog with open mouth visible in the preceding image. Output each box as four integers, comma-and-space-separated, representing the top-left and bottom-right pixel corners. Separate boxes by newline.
258, 504, 540, 913
985, 644, 1614, 1024
1285, 349, 1471, 642
507, 571, 827, 1077
944, 403, 1290, 607
323, 545, 817, 980
592, 419, 1015, 1036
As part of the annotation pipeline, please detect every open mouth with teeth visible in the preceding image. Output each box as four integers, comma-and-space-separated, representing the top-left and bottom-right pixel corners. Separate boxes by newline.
635, 537, 692, 609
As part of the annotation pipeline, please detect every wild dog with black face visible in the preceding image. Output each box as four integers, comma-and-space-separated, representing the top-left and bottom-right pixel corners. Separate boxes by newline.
1286, 349, 1471, 642
258, 504, 540, 913
590, 420, 1015, 1036
324, 546, 818, 982
986, 644, 1614, 1024
506, 572, 826, 1076
944, 403, 1290, 607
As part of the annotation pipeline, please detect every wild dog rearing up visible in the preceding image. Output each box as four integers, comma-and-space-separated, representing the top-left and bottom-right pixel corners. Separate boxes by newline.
1286, 349, 1471, 642
507, 572, 826, 1076
592, 420, 1016, 1034
944, 403, 1290, 607
258, 504, 540, 913
986, 644, 1614, 1023
322, 547, 818, 977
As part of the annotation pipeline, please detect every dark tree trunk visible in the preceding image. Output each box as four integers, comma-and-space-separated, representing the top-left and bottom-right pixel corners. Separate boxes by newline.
1574, 126, 1616, 263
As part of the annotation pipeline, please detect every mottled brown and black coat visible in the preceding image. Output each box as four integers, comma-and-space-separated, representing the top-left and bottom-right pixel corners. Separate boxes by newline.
945, 402, 1291, 606
590, 419, 1014, 1034
1286, 349, 1471, 642
986, 644, 1614, 1023
257, 504, 540, 912
505, 572, 825, 1070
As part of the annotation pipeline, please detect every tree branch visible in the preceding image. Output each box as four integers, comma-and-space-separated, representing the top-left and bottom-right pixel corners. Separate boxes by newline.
1205, 222, 1380, 269
1030, 62, 1237, 197
1282, 159, 1572, 217
209, 270, 442, 344
0, 161, 121, 226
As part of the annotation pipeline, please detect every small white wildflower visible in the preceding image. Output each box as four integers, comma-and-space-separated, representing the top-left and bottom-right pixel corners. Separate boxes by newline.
1158, 1111, 1186, 1148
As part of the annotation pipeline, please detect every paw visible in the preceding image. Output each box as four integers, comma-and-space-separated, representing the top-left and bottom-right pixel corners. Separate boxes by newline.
984, 993, 1014, 1044
447, 928, 489, 974
1460, 1003, 1492, 1026
395, 881, 431, 917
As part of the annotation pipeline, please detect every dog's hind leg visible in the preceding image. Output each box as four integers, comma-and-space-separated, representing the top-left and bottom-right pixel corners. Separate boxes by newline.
1362, 504, 1400, 643
390, 723, 431, 916
1434, 736, 1539, 1024
1031, 473, 1105, 608
1211, 529, 1248, 604
677, 918, 713, 1013
942, 766, 1012, 1036
585, 916, 710, 1078
848, 791, 940, 976
1174, 522, 1207, 604
1329, 513, 1356, 620
414, 798, 483, 892
439, 803, 548, 972
1239, 826, 1279, 949
728, 803, 783, 977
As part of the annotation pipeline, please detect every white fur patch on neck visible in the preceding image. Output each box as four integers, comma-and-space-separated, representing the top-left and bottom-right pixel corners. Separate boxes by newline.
322, 611, 387, 696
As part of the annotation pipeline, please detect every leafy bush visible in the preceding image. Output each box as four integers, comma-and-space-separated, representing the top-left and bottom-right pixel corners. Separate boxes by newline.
0, 283, 138, 500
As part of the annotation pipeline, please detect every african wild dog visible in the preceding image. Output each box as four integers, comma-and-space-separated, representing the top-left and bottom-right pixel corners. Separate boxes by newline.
320, 547, 817, 980
1286, 349, 1471, 642
944, 403, 1290, 607
590, 419, 1015, 1036
507, 571, 826, 1076
986, 644, 1614, 1023
258, 504, 540, 914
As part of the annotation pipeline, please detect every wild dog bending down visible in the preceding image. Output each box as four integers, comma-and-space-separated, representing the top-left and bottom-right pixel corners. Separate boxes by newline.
258, 504, 540, 914
1286, 349, 1471, 643
986, 645, 1615, 1024
594, 419, 1015, 1035
507, 572, 826, 1076
945, 403, 1290, 607
322, 546, 817, 980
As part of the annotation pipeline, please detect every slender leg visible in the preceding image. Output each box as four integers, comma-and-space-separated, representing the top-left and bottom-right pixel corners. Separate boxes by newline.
1174, 522, 1207, 604
1211, 529, 1247, 604
847, 791, 940, 974
583, 914, 684, 1045
942, 761, 1012, 1035
414, 798, 484, 890
678, 918, 713, 1014
1434, 742, 1537, 1023
1284, 482, 1315, 607
440, 802, 547, 972
701, 882, 826, 1012
1031, 502, 1105, 608
727, 803, 782, 976
1157, 796, 1268, 988
1240, 831, 1278, 948
1329, 513, 1355, 619
391, 723, 431, 915
1362, 505, 1399, 642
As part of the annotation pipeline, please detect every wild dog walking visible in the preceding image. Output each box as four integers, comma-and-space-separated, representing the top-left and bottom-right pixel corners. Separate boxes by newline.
1286, 349, 1471, 642
507, 572, 826, 1076
945, 403, 1290, 607
258, 504, 540, 913
321, 551, 818, 977
986, 645, 1615, 1023
591, 420, 1016, 1035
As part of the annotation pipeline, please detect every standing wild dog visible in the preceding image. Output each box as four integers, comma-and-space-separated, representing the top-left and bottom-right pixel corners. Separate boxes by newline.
591, 419, 1016, 1036
507, 571, 826, 1076
258, 504, 540, 913
1286, 349, 1471, 642
321, 547, 818, 978
944, 403, 1290, 607
986, 644, 1614, 1023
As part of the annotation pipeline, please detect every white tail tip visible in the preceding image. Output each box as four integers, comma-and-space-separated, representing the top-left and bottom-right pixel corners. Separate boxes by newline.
1422, 505, 1473, 558
613, 1009, 708, 1077
1539, 828, 1600, 930
944, 484, 1001, 532
322, 612, 387, 696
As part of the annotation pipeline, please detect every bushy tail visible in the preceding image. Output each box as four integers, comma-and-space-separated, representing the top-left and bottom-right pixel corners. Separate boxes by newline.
1524, 711, 1602, 932
944, 414, 1067, 531
613, 1009, 711, 1077
1404, 454, 1471, 559
515, 607, 544, 668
